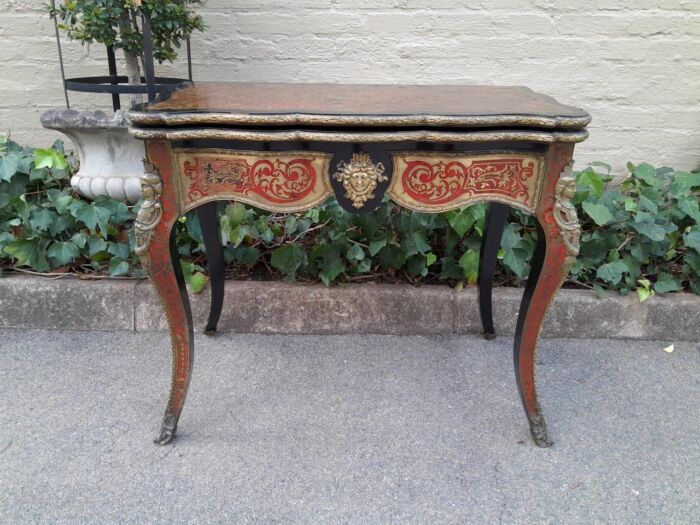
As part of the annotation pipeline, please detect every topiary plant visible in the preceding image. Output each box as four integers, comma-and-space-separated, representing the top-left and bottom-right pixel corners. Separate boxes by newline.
50, 0, 205, 106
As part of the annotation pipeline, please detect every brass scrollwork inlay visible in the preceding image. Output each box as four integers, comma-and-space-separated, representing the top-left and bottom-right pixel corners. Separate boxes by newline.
333, 152, 388, 208
134, 160, 163, 257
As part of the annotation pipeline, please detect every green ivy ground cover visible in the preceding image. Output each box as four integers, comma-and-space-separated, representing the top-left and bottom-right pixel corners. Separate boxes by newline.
1, 136, 699, 301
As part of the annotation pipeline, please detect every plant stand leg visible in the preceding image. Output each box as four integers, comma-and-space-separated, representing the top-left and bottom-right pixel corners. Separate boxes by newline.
478, 202, 510, 340
197, 201, 225, 336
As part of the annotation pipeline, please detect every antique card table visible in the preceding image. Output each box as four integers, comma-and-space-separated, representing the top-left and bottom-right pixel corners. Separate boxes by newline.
127, 83, 590, 447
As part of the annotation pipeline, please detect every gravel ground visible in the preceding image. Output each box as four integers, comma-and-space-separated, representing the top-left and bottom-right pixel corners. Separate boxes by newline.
0, 329, 698, 524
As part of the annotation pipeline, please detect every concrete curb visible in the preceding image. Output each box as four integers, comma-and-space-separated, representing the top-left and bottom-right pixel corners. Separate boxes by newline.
1, 275, 698, 341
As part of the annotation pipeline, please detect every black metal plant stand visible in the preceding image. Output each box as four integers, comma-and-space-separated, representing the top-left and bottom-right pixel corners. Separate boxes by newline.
50, 2, 192, 110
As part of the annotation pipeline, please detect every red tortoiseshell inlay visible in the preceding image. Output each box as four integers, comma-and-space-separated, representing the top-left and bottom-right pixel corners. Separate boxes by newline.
388, 152, 544, 213
173, 149, 333, 212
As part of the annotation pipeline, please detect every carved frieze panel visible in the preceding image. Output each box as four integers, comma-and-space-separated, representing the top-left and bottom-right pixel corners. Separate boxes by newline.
387, 152, 545, 213
173, 149, 333, 212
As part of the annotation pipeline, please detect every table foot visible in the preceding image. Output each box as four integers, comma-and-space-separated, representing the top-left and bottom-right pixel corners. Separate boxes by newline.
528, 409, 554, 448
204, 326, 217, 337
154, 414, 179, 446
482, 331, 497, 341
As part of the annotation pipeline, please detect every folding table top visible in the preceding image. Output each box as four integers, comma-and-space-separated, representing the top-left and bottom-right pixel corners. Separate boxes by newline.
128, 82, 591, 131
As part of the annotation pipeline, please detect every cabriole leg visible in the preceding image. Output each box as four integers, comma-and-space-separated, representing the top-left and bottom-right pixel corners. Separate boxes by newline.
136, 144, 195, 446
513, 155, 579, 447
148, 227, 195, 445
478, 202, 510, 340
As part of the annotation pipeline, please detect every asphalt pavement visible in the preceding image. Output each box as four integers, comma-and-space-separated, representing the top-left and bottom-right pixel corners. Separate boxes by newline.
0, 329, 698, 524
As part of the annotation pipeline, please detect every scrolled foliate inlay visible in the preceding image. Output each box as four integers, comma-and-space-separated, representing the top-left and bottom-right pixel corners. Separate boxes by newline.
333, 152, 388, 209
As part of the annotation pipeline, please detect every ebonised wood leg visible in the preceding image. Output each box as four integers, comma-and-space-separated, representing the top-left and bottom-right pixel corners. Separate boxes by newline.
196, 201, 225, 336
478, 202, 510, 340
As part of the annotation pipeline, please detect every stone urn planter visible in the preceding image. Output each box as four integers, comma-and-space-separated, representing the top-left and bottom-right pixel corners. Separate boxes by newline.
41, 109, 144, 203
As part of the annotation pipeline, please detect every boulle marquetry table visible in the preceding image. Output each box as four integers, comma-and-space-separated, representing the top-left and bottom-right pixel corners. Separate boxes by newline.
126, 83, 590, 447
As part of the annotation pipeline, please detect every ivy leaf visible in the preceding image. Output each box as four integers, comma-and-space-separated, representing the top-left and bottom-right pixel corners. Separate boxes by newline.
377, 244, 405, 269
284, 215, 298, 235
503, 246, 529, 278
226, 203, 247, 228
669, 172, 700, 196
0, 152, 21, 181
402, 230, 431, 257
654, 272, 680, 293
188, 271, 207, 293
677, 194, 700, 222
426, 252, 437, 267
347, 243, 365, 262
582, 201, 614, 226
405, 254, 428, 277
368, 237, 387, 256
596, 260, 628, 285
70, 201, 112, 233
458, 249, 479, 284
33, 148, 68, 171
501, 223, 521, 250
440, 256, 463, 280
47, 240, 80, 266
3, 238, 49, 271
48, 214, 74, 237
683, 230, 700, 253
632, 213, 666, 241
636, 279, 655, 302
638, 195, 658, 214
310, 243, 346, 285
29, 208, 58, 232
232, 246, 260, 266
356, 259, 372, 273
637, 286, 652, 302
108, 242, 130, 260
633, 163, 661, 188
98, 199, 132, 224
230, 225, 254, 247
51, 194, 75, 215
271, 243, 307, 277
447, 208, 475, 237
71, 231, 88, 249
577, 168, 604, 197
108, 257, 131, 277
87, 237, 108, 256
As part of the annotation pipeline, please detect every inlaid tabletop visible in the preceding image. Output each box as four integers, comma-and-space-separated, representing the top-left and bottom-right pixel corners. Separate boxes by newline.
129, 82, 590, 130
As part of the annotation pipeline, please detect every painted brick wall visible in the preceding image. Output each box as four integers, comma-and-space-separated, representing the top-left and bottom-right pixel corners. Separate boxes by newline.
1, 0, 699, 174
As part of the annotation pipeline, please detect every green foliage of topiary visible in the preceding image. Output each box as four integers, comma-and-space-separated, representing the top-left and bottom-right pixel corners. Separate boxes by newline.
1, 136, 699, 299
50, 0, 205, 63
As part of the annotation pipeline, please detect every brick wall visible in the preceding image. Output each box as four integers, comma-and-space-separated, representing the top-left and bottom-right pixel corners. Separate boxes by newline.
1, 0, 699, 174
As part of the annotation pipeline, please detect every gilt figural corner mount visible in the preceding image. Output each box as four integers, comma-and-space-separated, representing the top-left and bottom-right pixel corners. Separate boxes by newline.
126, 82, 590, 448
